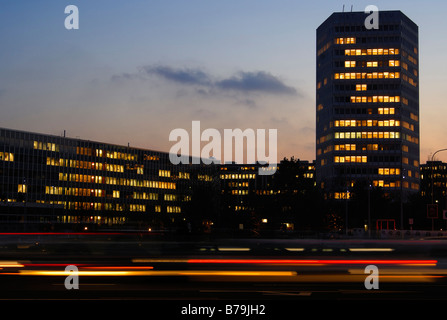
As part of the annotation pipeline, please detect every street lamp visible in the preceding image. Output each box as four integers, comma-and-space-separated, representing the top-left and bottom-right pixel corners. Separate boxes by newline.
368, 182, 371, 237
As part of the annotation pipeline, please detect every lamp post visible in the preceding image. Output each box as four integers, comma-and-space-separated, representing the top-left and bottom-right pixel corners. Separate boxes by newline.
345, 186, 349, 236
368, 182, 371, 238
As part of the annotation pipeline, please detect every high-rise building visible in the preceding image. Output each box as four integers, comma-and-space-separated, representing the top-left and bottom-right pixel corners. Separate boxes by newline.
316, 11, 420, 203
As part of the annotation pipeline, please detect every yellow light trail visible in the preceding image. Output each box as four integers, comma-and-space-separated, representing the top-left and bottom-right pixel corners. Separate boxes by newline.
14, 270, 297, 277
0, 261, 24, 268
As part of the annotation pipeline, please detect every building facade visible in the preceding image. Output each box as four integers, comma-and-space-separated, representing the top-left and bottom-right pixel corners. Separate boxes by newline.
0, 127, 219, 231
219, 159, 317, 232
421, 161, 447, 205
316, 11, 420, 202
0, 127, 317, 233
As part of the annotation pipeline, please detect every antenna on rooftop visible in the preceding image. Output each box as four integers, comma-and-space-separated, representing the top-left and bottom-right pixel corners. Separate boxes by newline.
343, 4, 345, 12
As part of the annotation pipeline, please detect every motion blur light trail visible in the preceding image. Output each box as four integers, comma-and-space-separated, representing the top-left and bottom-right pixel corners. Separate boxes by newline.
187, 259, 438, 266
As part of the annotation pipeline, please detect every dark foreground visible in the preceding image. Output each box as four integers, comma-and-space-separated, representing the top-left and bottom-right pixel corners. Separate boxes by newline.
1, 232, 446, 316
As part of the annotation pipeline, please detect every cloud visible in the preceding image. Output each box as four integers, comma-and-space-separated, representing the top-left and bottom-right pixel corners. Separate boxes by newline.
216, 71, 298, 95
140, 65, 212, 86
112, 65, 298, 96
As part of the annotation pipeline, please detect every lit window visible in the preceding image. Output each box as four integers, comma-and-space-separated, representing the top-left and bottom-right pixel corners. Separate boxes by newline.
356, 84, 367, 91
0, 152, 14, 162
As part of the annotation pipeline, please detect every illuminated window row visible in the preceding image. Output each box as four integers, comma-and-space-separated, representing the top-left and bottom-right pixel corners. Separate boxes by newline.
67, 202, 121, 211
351, 96, 400, 103
334, 156, 367, 163
403, 133, 419, 144
336, 37, 356, 44
407, 54, 417, 65
334, 72, 400, 80
334, 131, 400, 139
47, 157, 125, 173
335, 144, 356, 151
143, 154, 160, 161
0, 152, 14, 162
345, 60, 400, 68
159, 169, 171, 177
345, 48, 399, 56
334, 144, 379, 151
126, 164, 144, 174
232, 190, 249, 195
59, 172, 176, 189
259, 166, 279, 174
318, 133, 332, 144
256, 190, 276, 195
65, 202, 169, 213
34, 141, 58, 152
334, 119, 400, 127
46, 186, 121, 198
334, 192, 351, 200
179, 172, 190, 179
198, 174, 213, 181
167, 206, 181, 213
164, 194, 178, 201
133, 192, 158, 200
130, 204, 146, 212
378, 168, 401, 175
35, 200, 63, 206
378, 108, 395, 114
356, 84, 367, 91
46, 186, 64, 195
402, 74, 417, 87
58, 215, 126, 225
402, 121, 415, 131
95, 149, 137, 161
65, 188, 105, 197
77, 147, 93, 156
373, 180, 401, 188
228, 182, 250, 188
220, 174, 256, 180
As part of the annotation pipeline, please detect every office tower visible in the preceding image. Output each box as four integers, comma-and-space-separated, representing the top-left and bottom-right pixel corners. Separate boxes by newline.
316, 10, 420, 207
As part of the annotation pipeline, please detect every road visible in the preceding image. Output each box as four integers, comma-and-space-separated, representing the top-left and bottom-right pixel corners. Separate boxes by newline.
1, 233, 447, 316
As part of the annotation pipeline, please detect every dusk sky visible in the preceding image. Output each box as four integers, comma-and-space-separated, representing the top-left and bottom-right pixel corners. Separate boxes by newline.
1, 0, 447, 162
